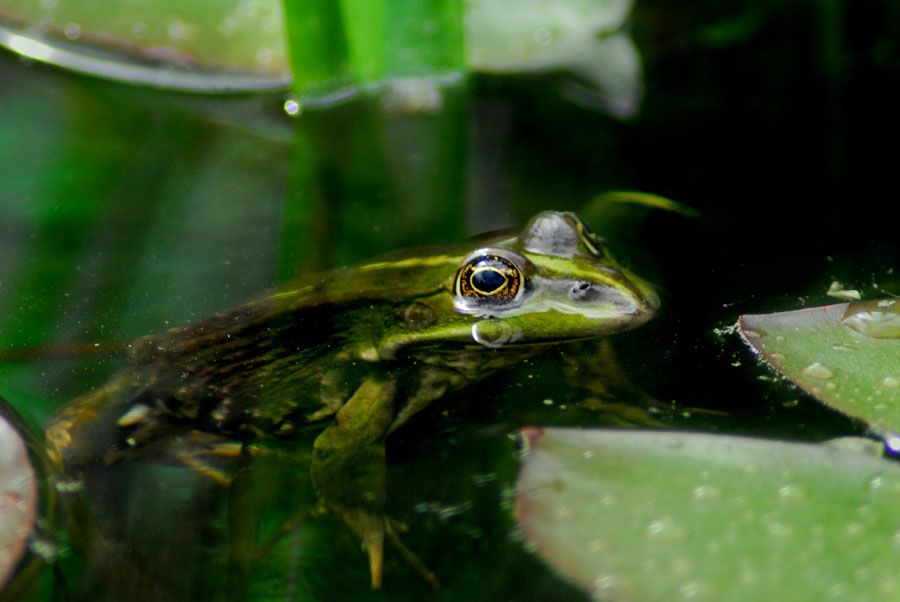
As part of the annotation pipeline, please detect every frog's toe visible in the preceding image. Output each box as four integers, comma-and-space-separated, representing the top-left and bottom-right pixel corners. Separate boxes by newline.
360, 514, 385, 589
330, 505, 386, 588
335, 507, 438, 590
385, 517, 440, 590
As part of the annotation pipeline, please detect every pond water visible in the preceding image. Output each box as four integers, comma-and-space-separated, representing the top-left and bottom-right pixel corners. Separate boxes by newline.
1, 2, 900, 600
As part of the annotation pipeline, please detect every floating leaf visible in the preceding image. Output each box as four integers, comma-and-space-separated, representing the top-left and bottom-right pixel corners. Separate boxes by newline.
467, 0, 642, 118
738, 300, 900, 437
0, 410, 37, 589
516, 428, 900, 602
0, 0, 289, 91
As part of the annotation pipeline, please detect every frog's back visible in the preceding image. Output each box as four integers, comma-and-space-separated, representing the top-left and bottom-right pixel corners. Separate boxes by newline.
45, 283, 405, 471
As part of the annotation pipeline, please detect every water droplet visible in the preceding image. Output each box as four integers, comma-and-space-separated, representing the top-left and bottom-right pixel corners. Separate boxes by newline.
777, 484, 805, 500
593, 574, 614, 592
645, 517, 687, 542
882, 376, 900, 388
132, 22, 148, 39
770, 352, 786, 362
533, 27, 552, 47
766, 520, 794, 539
842, 300, 900, 338
63, 22, 81, 40
678, 581, 701, 599
256, 47, 273, 66
803, 362, 835, 379
472, 319, 514, 347
844, 521, 865, 538
775, 335, 786, 342
692, 485, 721, 501
168, 20, 187, 40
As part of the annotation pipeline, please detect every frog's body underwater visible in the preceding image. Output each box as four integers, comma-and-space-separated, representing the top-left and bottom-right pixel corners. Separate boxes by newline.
45, 211, 658, 589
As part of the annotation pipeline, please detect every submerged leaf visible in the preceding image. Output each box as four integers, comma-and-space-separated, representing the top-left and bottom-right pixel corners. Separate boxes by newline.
738, 301, 900, 436
516, 428, 900, 602
0, 410, 37, 589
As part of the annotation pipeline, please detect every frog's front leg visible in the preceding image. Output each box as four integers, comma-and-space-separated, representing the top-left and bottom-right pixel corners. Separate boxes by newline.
310, 376, 434, 589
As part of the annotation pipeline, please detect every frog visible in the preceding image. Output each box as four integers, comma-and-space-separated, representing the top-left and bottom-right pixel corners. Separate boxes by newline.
43, 210, 659, 589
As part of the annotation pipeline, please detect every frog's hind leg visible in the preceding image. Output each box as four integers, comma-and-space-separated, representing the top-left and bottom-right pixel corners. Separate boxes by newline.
310, 377, 436, 589
310, 378, 393, 587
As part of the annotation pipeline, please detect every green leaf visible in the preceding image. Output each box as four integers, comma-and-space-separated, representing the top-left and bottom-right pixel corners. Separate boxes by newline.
516, 428, 900, 602
0, 0, 289, 90
738, 300, 900, 437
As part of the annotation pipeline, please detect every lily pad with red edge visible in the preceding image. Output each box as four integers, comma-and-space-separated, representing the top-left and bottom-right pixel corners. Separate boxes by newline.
0, 410, 38, 590
738, 299, 900, 438
516, 427, 900, 602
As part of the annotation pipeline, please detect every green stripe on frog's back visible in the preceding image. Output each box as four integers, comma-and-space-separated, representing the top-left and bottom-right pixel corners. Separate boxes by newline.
263, 251, 466, 311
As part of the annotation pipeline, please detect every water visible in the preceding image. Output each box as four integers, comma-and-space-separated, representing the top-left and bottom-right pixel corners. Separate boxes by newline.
2, 2, 900, 600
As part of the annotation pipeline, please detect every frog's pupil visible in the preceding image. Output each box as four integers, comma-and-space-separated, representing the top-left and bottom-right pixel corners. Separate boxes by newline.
472, 268, 506, 294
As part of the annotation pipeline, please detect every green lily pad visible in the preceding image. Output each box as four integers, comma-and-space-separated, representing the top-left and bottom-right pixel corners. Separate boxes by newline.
467, 0, 641, 118
0, 0, 288, 86
738, 300, 900, 438
516, 428, 900, 602
0, 410, 37, 589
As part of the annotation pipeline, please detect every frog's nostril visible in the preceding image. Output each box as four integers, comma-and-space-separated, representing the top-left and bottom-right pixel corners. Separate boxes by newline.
570, 282, 600, 302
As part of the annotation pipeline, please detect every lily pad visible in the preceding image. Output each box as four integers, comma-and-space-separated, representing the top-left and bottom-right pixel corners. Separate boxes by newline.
516, 428, 900, 602
0, 410, 37, 589
738, 300, 900, 437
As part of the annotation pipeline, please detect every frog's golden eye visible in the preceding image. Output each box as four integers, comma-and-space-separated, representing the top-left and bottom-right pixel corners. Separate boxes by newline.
455, 255, 523, 305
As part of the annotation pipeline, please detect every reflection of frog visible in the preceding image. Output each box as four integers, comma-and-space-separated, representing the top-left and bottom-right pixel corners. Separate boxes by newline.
45, 211, 658, 588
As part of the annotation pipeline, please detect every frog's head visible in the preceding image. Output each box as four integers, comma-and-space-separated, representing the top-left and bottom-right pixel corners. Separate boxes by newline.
451, 211, 659, 346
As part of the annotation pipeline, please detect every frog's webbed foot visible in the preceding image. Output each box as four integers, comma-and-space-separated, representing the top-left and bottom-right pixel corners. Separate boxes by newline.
310, 378, 438, 589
